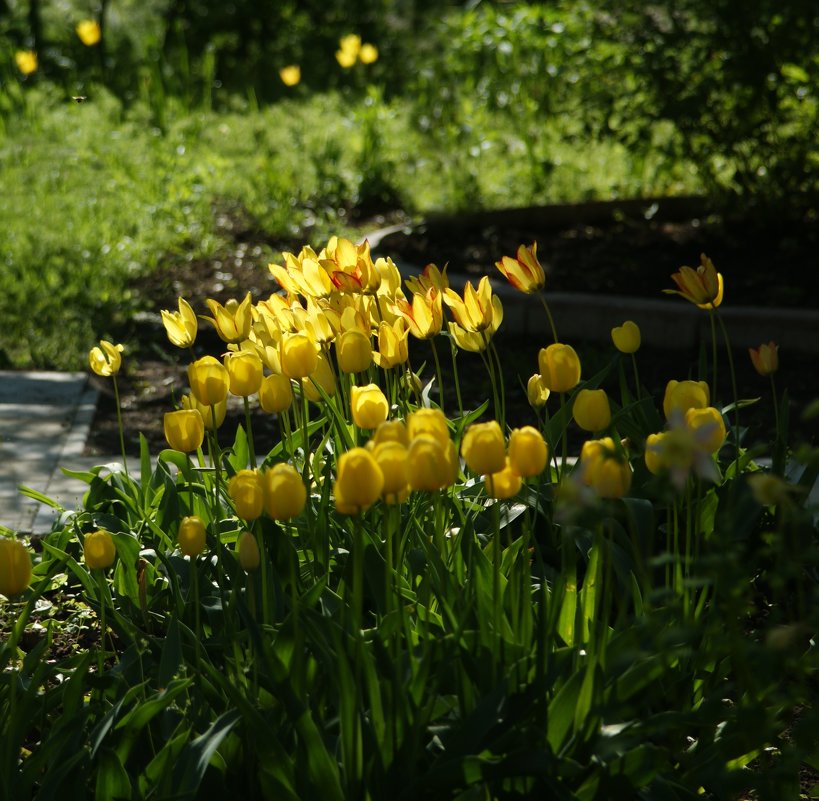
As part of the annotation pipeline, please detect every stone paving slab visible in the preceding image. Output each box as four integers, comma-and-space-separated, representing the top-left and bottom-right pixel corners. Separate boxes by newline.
0, 371, 99, 533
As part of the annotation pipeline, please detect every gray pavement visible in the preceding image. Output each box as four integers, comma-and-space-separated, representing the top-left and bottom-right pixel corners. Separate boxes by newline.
0, 371, 111, 534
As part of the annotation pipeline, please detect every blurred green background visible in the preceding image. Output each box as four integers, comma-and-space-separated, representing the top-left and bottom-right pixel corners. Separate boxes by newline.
1, 0, 816, 368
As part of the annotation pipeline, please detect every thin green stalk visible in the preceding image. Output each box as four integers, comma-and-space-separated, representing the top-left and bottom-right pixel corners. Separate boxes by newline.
95, 569, 107, 677
715, 310, 741, 462
770, 373, 781, 436
112, 375, 128, 474
429, 336, 446, 414
190, 555, 203, 677
480, 334, 502, 423
255, 523, 271, 626
448, 335, 464, 419
537, 292, 559, 343
243, 396, 256, 469
630, 353, 642, 402
489, 340, 507, 430
709, 309, 719, 398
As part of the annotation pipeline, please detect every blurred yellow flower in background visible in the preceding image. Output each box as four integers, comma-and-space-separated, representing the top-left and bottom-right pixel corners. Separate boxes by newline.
359, 43, 379, 64
749, 341, 779, 376
279, 65, 301, 86
15, 50, 38, 75
76, 20, 102, 46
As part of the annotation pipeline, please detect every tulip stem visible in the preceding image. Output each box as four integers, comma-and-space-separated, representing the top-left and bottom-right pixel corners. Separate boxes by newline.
538, 293, 559, 344
448, 335, 464, 419
243, 396, 256, 469
190, 555, 203, 678
112, 375, 128, 475
709, 310, 719, 401
630, 353, 642, 402
489, 341, 507, 430
95, 569, 107, 677
715, 310, 741, 461
429, 336, 445, 413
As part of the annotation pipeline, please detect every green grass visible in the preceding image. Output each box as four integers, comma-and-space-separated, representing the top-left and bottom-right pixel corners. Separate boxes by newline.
0, 83, 700, 370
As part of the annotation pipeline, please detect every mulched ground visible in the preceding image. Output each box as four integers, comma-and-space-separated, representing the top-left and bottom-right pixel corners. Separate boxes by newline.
85, 204, 819, 456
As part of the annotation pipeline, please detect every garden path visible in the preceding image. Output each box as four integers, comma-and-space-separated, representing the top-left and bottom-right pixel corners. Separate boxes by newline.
0, 371, 110, 534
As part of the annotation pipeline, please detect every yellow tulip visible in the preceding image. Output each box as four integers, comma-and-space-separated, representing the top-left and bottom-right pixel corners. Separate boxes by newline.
15, 50, 37, 75
579, 438, 632, 499
161, 298, 198, 348
259, 374, 293, 413
663, 380, 709, 421
336, 329, 372, 373
527, 374, 550, 408
188, 356, 230, 406
538, 343, 581, 393
685, 406, 727, 454
238, 531, 260, 572
279, 65, 301, 86
84, 530, 116, 570
443, 277, 496, 333
0, 538, 32, 598
163, 409, 205, 452
178, 516, 207, 557
280, 332, 318, 379
485, 458, 522, 500
644, 432, 667, 475
749, 341, 778, 376
372, 419, 409, 448
508, 426, 548, 477
224, 351, 263, 397
204, 293, 253, 343
461, 420, 506, 475
372, 441, 409, 500
407, 435, 449, 492
261, 463, 306, 520
336, 34, 361, 68
495, 242, 545, 293
334, 448, 384, 513
664, 254, 723, 308
351, 384, 389, 430
392, 289, 443, 340
611, 321, 641, 354
304, 353, 337, 402
404, 263, 449, 295
572, 389, 612, 432
374, 320, 409, 369
89, 340, 124, 377
228, 470, 264, 520
181, 393, 226, 430
407, 408, 449, 447
75, 19, 101, 46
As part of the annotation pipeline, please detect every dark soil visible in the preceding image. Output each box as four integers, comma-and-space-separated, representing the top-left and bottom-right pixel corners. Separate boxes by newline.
86, 204, 819, 457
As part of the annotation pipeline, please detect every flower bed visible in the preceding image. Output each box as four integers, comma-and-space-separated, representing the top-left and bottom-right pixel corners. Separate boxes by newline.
2, 236, 818, 798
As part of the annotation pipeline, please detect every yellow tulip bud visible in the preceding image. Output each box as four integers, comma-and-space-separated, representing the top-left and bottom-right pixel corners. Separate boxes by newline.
538, 343, 581, 393
663, 380, 709, 421
644, 432, 667, 475
281, 333, 318, 379
372, 441, 409, 499
372, 419, 409, 448
188, 356, 230, 406
611, 321, 641, 354
83, 530, 116, 570
527, 374, 550, 408
485, 458, 522, 499
237, 531, 260, 572
685, 406, 727, 454
279, 64, 301, 86
508, 426, 548, 477
0, 538, 32, 598
664, 254, 723, 309
351, 384, 389, 430
259, 374, 293, 413
749, 341, 778, 376
181, 393, 226, 431
573, 389, 612, 433
461, 420, 506, 475
15, 50, 38, 76
178, 516, 207, 557
261, 463, 306, 520
407, 435, 449, 492
336, 330, 373, 373
228, 469, 265, 520
375, 320, 410, 369
334, 448, 384, 513
225, 351, 264, 397
160, 298, 197, 348
495, 242, 545, 293
89, 340, 124, 377
407, 408, 449, 447
359, 42, 378, 64
163, 409, 205, 453
579, 438, 631, 499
